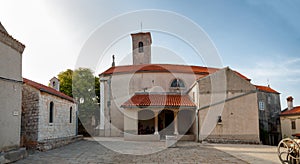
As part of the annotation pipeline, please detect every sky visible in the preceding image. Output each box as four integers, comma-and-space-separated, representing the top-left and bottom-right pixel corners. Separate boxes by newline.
1, 0, 300, 109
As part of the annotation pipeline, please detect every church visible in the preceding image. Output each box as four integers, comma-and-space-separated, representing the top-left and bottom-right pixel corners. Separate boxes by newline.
98, 32, 281, 145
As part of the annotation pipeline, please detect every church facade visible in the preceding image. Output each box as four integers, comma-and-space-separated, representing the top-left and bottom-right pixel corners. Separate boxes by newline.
98, 32, 281, 144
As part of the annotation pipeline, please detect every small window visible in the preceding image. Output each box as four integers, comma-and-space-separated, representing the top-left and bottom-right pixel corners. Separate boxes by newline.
259, 101, 265, 110
171, 79, 185, 88
52, 81, 56, 87
49, 102, 54, 123
138, 42, 143, 53
69, 107, 72, 123
292, 120, 296, 130
268, 96, 271, 104
217, 116, 222, 123
192, 92, 195, 102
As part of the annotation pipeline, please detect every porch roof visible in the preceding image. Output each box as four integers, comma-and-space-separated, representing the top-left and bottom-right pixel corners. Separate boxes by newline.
121, 93, 196, 109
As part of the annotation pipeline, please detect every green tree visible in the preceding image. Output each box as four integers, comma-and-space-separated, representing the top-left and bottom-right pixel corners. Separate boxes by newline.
57, 68, 100, 102
57, 69, 73, 97
57, 68, 100, 136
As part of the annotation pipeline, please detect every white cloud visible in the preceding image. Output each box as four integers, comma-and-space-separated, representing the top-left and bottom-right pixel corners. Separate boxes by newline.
238, 56, 300, 109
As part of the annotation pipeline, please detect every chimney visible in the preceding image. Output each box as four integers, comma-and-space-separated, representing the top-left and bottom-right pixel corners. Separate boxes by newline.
50, 77, 60, 91
287, 96, 294, 110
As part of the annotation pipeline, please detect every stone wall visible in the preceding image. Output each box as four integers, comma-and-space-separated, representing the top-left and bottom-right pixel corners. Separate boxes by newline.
38, 92, 76, 141
36, 135, 83, 151
21, 84, 40, 148
257, 91, 281, 145
22, 84, 77, 150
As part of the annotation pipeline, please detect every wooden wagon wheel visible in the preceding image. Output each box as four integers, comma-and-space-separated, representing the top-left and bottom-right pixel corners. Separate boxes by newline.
278, 138, 300, 164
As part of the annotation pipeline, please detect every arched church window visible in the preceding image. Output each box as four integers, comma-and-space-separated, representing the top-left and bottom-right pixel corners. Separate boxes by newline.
69, 107, 72, 123
49, 101, 54, 123
170, 79, 185, 88
138, 42, 143, 53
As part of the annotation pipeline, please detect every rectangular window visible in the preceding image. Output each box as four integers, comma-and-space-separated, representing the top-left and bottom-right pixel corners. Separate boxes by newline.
192, 92, 195, 102
259, 101, 265, 110
69, 107, 72, 123
292, 120, 296, 130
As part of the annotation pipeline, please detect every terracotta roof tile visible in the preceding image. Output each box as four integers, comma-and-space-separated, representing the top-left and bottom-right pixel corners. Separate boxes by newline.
281, 106, 300, 116
100, 64, 216, 75
23, 78, 75, 103
121, 93, 196, 108
255, 85, 279, 94
100, 64, 250, 80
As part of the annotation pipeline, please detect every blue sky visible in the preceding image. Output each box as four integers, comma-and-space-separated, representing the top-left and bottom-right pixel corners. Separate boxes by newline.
1, 0, 300, 109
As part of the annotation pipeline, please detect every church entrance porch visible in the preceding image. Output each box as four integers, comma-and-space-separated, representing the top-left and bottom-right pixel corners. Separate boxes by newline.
121, 93, 196, 141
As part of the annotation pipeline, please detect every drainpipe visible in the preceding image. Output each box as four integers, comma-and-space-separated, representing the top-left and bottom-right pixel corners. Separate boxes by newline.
76, 105, 78, 135
107, 76, 112, 136
195, 108, 199, 142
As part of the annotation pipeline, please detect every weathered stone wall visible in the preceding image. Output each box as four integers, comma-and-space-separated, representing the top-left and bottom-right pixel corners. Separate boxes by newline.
36, 135, 83, 151
21, 84, 40, 148
257, 91, 281, 145
38, 92, 76, 141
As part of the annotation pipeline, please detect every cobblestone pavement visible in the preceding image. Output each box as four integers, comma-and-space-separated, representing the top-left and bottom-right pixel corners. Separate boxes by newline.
16, 138, 247, 164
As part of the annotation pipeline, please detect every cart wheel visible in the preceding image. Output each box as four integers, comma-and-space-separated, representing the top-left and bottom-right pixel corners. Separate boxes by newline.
278, 138, 300, 164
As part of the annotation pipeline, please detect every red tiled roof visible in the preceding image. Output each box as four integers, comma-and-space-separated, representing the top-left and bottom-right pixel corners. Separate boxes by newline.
23, 78, 75, 103
99, 64, 250, 80
121, 93, 196, 108
100, 64, 215, 76
281, 106, 300, 116
255, 85, 279, 94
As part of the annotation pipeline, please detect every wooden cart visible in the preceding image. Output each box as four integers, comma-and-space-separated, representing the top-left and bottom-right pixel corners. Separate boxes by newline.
278, 138, 300, 164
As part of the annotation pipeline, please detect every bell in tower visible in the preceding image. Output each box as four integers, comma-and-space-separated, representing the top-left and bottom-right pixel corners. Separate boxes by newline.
131, 32, 152, 65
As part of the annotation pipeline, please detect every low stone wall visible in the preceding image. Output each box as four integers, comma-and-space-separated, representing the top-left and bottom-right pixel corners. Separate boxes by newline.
37, 135, 83, 151
124, 134, 160, 141
204, 138, 260, 144
178, 135, 195, 141
0, 148, 27, 164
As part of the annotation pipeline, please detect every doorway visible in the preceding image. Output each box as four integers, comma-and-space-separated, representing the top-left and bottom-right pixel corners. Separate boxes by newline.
158, 110, 174, 139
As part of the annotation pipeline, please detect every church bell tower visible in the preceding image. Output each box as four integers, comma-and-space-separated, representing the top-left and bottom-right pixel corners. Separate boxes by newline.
131, 32, 152, 65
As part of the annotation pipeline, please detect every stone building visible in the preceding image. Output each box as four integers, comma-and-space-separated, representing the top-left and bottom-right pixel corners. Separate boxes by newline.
280, 96, 300, 139
0, 22, 27, 162
256, 85, 281, 145
98, 32, 281, 144
21, 78, 79, 151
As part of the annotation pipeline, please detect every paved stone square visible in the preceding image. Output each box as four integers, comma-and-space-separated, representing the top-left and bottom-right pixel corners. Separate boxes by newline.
15, 137, 280, 164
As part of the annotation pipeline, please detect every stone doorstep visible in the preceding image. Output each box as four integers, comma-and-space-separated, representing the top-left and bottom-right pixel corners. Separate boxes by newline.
0, 148, 28, 164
